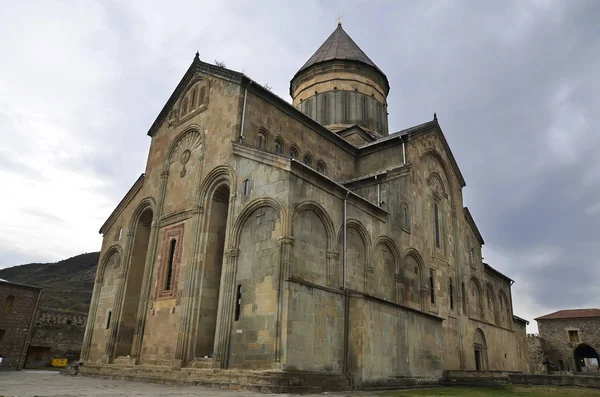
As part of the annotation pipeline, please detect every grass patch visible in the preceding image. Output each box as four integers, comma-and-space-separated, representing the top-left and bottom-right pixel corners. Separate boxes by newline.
382, 386, 600, 396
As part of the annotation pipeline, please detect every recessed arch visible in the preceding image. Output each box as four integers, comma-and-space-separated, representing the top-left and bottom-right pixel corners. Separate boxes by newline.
474, 328, 488, 370
257, 128, 269, 150
292, 201, 335, 250
288, 144, 300, 159
163, 126, 205, 172
574, 344, 599, 372
420, 149, 455, 202
198, 165, 236, 207
97, 244, 123, 282
274, 136, 285, 155
231, 197, 285, 248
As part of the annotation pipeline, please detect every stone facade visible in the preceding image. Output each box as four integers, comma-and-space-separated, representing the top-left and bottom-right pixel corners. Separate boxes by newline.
80, 24, 528, 391
535, 310, 600, 373
25, 311, 87, 367
0, 279, 42, 370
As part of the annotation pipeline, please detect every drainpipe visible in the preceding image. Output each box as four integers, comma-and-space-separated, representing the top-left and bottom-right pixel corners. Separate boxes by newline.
239, 80, 252, 142
19, 288, 43, 370
401, 137, 406, 165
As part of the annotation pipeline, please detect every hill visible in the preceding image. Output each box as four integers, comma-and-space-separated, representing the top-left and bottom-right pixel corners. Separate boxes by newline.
0, 252, 99, 315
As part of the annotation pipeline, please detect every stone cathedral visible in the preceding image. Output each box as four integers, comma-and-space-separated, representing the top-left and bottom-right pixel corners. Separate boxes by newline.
80, 24, 529, 391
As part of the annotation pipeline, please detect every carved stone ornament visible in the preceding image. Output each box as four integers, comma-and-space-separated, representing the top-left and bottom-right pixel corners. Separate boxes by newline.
167, 108, 179, 127
169, 130, 203, 178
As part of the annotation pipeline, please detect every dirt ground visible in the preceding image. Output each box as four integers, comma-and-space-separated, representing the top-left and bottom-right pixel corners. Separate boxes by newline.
0, 370, 359, 397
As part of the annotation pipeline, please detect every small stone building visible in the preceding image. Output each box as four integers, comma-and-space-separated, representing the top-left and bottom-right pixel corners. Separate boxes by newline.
80, 24, 528, 390
25, 311, 87, 368
0, 278, 43, 370
535, 309, 600, 373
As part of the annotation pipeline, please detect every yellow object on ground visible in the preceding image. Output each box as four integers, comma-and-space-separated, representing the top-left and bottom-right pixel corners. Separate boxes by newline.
51, 358, 67, 367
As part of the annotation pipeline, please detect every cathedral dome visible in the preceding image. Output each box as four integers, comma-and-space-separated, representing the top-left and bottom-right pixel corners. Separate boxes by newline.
290, 24, 390, 136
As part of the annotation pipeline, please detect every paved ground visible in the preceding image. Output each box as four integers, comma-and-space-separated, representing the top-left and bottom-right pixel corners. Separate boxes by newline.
0, 370, 367, 397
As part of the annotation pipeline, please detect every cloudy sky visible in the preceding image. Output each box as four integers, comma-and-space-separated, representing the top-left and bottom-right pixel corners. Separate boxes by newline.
1, 0, 599, 332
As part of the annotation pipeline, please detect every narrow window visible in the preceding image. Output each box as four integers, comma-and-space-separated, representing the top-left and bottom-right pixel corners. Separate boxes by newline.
258, 134, 264, 149
362, 97, 368, 121
403, 206, 409, 228
487, 290, 492, 307
429, 270, 435, 304
105, 310, 112, 330
306, 100, 312, 117
243, 179, 250, 196
343, 93, 349, 122
323, 95, 329, 123
199, 87, 206, 103
316, 161, 325, 174
434, 202, 440, 248
303, 155, 312, 167
289, 147, 298, 159
449, 278, 454, 310
274, 139, 283, 154
4, 295, 15, 314
191, 88, 197, 108
377, 103, 382, 129
0, 329, 5, 341
165, 239, 176, 291
569, 330, 580, 343
558, 360, 565, 371
181, 97, 188, 115
462, 282, 467, 313
470, 248, 475, 266
234, 285, 242, 321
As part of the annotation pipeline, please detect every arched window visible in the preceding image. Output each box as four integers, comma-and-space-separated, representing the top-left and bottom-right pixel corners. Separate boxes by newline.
199, 87, 206, 103
316, 160, 326, 174
257, 130, 268, 149
362, 97, 368, 121
165, 239, 176, 291
274, 138, 284, 154
434, 202, 440, 248
323, 94, 329, 123
429, 270, 435, 304
343, 92, 350, 122
243, 179, 250, 196
303, 155, 312, 167
402, 205, 409, 229
114, 226, 122, 241
105, 310, 112, 329
234, 285, 242, 321
289, 146, 299, 159
181, 97, 189, 116
4, 295, 15, 314
191, 88, 197, 108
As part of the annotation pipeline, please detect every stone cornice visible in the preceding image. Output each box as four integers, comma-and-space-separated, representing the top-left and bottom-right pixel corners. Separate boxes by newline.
99, 174, 144, 235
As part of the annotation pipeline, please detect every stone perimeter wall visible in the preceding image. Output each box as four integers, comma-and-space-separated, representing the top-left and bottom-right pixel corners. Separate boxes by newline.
0, 282, 41, 370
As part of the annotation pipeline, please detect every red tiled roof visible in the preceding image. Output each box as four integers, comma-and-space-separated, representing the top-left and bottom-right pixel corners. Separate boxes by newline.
535, 309, 600, 321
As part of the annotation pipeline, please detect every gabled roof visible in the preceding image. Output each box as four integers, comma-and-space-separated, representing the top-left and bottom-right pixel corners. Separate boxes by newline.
358, 118, 467, 188
484, 263, 513, 283
298, 23, 384, 76
464, 207, 484, 245
338, 124, 378, 144
535, 309, 600, 321
99, 174, 144, 234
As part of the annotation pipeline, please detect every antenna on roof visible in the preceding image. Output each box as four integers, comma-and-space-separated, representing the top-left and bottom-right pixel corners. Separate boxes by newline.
336, 14, 343, 26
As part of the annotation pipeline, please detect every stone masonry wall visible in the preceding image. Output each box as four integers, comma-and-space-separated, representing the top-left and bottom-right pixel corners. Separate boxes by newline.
0, 282, 41, 370
27, 311, 87, 366
538, 317, 600, 372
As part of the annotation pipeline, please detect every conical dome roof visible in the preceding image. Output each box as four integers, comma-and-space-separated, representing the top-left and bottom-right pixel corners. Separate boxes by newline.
297, 24, 385, 76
